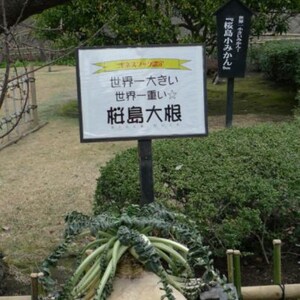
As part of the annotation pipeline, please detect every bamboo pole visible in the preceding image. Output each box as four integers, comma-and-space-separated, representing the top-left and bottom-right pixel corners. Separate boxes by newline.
242, 284, 300, 300
273, 239, 282, 285
30, 273, 38, 300
0, 297, 31, 300
226, 249, 234, 283
37, 272, 44, 295
233, 250, 242, 299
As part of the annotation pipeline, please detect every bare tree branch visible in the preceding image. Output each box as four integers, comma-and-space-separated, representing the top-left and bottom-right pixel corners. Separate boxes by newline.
0, 0, 71, 33
0, 0, 11, 110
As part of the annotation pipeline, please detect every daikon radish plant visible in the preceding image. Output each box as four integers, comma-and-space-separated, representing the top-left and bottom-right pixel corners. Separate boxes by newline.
40, 203, 234, 300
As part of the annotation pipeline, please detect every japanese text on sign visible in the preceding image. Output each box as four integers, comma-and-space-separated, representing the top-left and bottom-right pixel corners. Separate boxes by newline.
107, 74, 182, 125
223, 17, 234, 71
222, 15, 245, 71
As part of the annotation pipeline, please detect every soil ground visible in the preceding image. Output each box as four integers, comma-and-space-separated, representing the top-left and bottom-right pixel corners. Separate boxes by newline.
0, 66, 298, 296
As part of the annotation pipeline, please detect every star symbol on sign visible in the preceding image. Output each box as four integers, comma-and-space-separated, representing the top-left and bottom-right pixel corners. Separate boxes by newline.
168, 90, 177, 100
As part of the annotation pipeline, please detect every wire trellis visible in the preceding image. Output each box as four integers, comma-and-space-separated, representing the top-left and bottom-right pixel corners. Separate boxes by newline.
0, 67, 39, 148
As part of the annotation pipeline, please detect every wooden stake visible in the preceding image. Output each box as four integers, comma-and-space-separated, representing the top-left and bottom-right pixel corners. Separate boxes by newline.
29, 66, 38, 128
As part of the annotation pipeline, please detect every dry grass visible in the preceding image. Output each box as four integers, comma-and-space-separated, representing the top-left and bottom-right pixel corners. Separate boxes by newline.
0, 66, 135, 279
0, 66, 292, 286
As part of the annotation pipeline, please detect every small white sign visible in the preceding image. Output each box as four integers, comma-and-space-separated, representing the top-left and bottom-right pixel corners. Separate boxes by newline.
76, 45, 207, 141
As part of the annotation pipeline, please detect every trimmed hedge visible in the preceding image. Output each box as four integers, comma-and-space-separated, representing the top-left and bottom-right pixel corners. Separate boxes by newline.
257, 40, 300, 87
94, 119, 300, 257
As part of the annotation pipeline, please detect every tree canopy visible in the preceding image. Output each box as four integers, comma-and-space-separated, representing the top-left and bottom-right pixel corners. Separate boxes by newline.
34, 0, 177, 48
0, 0, 71, 33
34, 0, 300, 52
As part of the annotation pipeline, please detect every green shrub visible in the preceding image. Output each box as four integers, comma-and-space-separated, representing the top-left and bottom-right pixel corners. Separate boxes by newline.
94, 120, 300, 259
257, 40, 300, 87
55, 55, 76, 66
58, 99, 79, 118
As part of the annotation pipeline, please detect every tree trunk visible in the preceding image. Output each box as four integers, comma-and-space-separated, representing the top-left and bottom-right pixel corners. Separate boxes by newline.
0, 0, 71, 32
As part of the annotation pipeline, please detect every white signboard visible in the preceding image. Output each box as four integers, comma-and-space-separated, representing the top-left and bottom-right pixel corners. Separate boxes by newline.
76, 45, 207, 142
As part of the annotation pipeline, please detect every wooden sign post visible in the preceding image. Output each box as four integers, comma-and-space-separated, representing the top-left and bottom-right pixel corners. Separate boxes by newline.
76, 45, 208, 206
215, 0, 253, 127
138, 139, 154, 205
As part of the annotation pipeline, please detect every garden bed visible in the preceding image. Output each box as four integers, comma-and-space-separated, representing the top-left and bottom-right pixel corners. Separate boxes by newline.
0, 67, 298, 296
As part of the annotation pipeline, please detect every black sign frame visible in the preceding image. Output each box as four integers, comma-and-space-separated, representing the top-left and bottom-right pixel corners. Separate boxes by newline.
215, 0, 253, 78
76, 44, 208, 143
